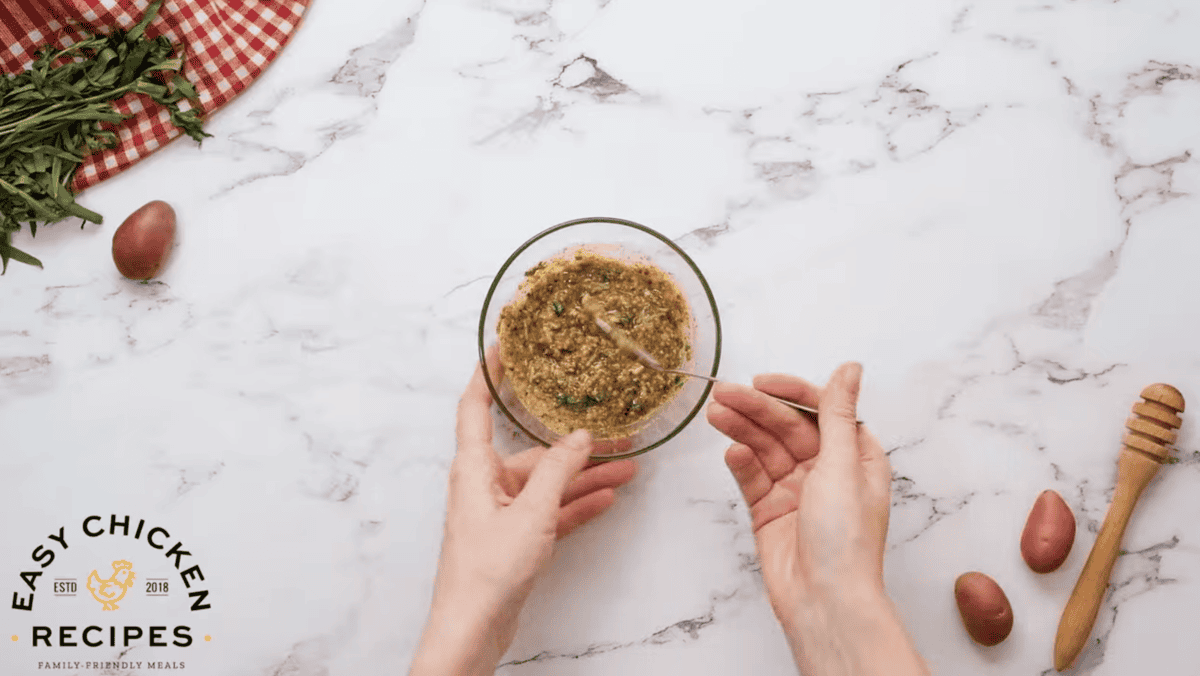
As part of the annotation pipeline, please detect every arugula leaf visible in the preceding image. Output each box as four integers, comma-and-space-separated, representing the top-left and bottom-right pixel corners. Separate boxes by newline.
0, 0, 210, 273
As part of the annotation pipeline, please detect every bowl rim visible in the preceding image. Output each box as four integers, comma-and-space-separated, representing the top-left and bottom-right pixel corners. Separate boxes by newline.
478, 216, 723, 461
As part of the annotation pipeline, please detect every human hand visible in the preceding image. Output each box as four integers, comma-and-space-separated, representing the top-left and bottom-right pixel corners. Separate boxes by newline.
707, 363, 927, 676
707, 363, 888, 611
410, 351, 638, 676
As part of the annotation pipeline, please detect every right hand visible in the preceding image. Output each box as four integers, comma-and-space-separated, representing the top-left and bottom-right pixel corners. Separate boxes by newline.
710, 365, 936, 676
707, 362, 891, 621
710, 365, 926, 676
708, 363, 928, 676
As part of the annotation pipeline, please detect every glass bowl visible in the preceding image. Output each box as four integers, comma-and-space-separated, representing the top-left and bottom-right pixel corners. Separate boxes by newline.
478, 217, 722, 461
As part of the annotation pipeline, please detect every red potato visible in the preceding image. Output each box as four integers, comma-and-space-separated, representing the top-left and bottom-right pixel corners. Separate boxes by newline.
1021, 490, 1076, 573
112, 200, 176, 280
954, 572, 1013, 647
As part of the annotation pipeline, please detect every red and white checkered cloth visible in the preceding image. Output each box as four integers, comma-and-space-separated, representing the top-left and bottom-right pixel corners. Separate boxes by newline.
0, 0, 310, 192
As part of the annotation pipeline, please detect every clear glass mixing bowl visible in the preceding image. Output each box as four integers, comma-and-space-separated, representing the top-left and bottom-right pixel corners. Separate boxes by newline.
478, 217, 722, 460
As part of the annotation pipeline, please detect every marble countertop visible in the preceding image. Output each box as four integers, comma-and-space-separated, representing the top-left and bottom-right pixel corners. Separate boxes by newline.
3, 0, 1199, 674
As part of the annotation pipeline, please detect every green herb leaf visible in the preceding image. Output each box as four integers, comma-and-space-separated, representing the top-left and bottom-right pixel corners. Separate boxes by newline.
552, 301, 564, 316
0, 0, 210, 273
0, 236, 43, 272
128, 0, 164, 42
556, 393, 604, 409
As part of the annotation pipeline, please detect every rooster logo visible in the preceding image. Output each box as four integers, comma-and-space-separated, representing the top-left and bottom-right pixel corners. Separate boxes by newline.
86, 560, 136, 611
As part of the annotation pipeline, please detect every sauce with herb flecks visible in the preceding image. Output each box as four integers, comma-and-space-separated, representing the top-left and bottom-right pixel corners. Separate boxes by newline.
498, 251, 691, 438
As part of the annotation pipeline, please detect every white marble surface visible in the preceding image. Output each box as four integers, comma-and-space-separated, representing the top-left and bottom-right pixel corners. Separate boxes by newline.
3, 0, 1200, 674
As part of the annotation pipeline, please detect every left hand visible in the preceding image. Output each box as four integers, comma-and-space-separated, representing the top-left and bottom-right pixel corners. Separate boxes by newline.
410, 351, 638, 676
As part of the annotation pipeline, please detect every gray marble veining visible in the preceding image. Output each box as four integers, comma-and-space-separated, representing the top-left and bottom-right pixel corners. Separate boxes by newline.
3, 0, 1199, 674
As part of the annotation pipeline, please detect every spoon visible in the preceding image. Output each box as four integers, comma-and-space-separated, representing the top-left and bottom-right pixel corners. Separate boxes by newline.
586, 303, 832, 420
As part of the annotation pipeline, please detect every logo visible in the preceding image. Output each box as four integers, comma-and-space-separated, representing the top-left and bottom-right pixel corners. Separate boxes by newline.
86, 560, 136, 611
5, 514, 215, 672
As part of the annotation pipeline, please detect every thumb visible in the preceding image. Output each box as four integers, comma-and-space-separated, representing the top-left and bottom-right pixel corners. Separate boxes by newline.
516, 429, 594, 514
815, 362, 864, 476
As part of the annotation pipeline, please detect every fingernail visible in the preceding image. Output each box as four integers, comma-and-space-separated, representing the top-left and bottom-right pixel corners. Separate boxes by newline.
845, 362, 863, 385
563, 429, 592, 449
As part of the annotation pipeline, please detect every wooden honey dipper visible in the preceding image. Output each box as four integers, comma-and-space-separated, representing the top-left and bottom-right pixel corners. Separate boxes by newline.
1054, 383, 1186, 671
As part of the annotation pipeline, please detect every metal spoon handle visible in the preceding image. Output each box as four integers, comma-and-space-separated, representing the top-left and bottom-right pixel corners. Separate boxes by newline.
664, 369, 821, 417
765, 393, 821, 417
588, 314, 854, 422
